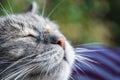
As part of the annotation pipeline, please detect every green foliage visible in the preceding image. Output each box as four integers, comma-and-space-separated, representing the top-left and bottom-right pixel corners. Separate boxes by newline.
0, 0, 120, 46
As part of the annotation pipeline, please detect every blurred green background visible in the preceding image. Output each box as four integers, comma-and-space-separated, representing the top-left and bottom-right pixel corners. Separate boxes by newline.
0, 0, 120, 46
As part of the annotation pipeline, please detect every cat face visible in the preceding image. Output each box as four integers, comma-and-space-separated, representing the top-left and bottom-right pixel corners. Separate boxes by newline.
0, 2, 75, 80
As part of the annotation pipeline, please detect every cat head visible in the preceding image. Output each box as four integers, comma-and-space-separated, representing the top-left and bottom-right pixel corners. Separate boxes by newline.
0, 2, 75, 80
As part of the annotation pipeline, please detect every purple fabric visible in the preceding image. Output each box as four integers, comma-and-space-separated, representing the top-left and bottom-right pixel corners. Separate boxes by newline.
71, 44, 120, 80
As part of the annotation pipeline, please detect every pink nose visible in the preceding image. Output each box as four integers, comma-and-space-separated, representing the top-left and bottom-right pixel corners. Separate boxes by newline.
56, 38, 65, 48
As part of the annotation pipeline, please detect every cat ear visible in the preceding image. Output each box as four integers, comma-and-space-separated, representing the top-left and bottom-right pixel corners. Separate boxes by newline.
27, 2, 39, 13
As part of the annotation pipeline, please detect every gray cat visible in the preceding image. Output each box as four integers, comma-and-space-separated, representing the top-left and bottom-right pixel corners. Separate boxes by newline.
0, 2, 75, 80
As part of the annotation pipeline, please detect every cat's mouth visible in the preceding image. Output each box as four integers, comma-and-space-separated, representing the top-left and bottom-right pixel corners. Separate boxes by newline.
56, 44, 69, 63
63, 54, 67, 61
63, 51, 69, 64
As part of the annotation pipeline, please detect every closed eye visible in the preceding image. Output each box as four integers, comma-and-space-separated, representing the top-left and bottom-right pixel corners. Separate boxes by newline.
23, 34, 36, 38
23, 34, 40, 42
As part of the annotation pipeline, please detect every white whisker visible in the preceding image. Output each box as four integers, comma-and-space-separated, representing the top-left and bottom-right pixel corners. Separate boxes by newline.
69, 76, 75, 80
7, 0, 14, 14
0, 2, 14, 23
2, 66, 32, 80
74, 63, 85, 74
15, 65, 35, 80
2, 68, 23, 80
75, 47, 98, 52
0, 3, 9, 15
75, 55, 97, 70
42, 0, 47, 17
75, 54, 97, 63
44, 64, 50, 78
0, 54, 36, 75
22, 65, 40, 80
47, 0, 64, 18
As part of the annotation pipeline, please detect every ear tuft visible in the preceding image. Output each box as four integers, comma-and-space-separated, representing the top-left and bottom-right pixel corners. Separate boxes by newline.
27, 2, 39, 13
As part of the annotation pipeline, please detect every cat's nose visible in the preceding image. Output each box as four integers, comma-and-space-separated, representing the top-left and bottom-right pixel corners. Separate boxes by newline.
56, 38, 65, 48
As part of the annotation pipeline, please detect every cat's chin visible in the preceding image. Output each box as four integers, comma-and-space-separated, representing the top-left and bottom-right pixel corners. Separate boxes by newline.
27, 62, 71, 80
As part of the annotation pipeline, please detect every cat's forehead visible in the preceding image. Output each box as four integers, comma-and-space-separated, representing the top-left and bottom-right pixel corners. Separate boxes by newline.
0, 13, 58, 31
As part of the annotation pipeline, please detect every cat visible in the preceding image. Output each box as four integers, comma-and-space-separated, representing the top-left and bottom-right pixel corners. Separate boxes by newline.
0, 2, 75, 80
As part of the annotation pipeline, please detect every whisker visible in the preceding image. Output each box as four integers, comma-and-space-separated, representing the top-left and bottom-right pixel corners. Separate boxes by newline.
7, 57, 49, 75
21, 65, 38, 80
38, 66, 44, 78
47, 0, 64, 18
15, 65, 36, 80
75, 54, 97, 63
0, 61, 13, 64
44, 65, 49, 78
2, 65, 33, 80
75, 47, 99, 53
0, 2, 9, 15
75, 55, 97, 70
0, 2, 14, 23
34, 49, 55, 58
9, 61, 33, 72
2, 68, 23, 80
69, 76, 75, 80
0, 54, 36, 75
74, 63, 86, 74
42, 0, 47, 17
7, 0, 14, 14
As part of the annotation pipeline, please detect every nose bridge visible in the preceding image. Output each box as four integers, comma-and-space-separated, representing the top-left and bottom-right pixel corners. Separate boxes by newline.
50, 32, 62, 42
